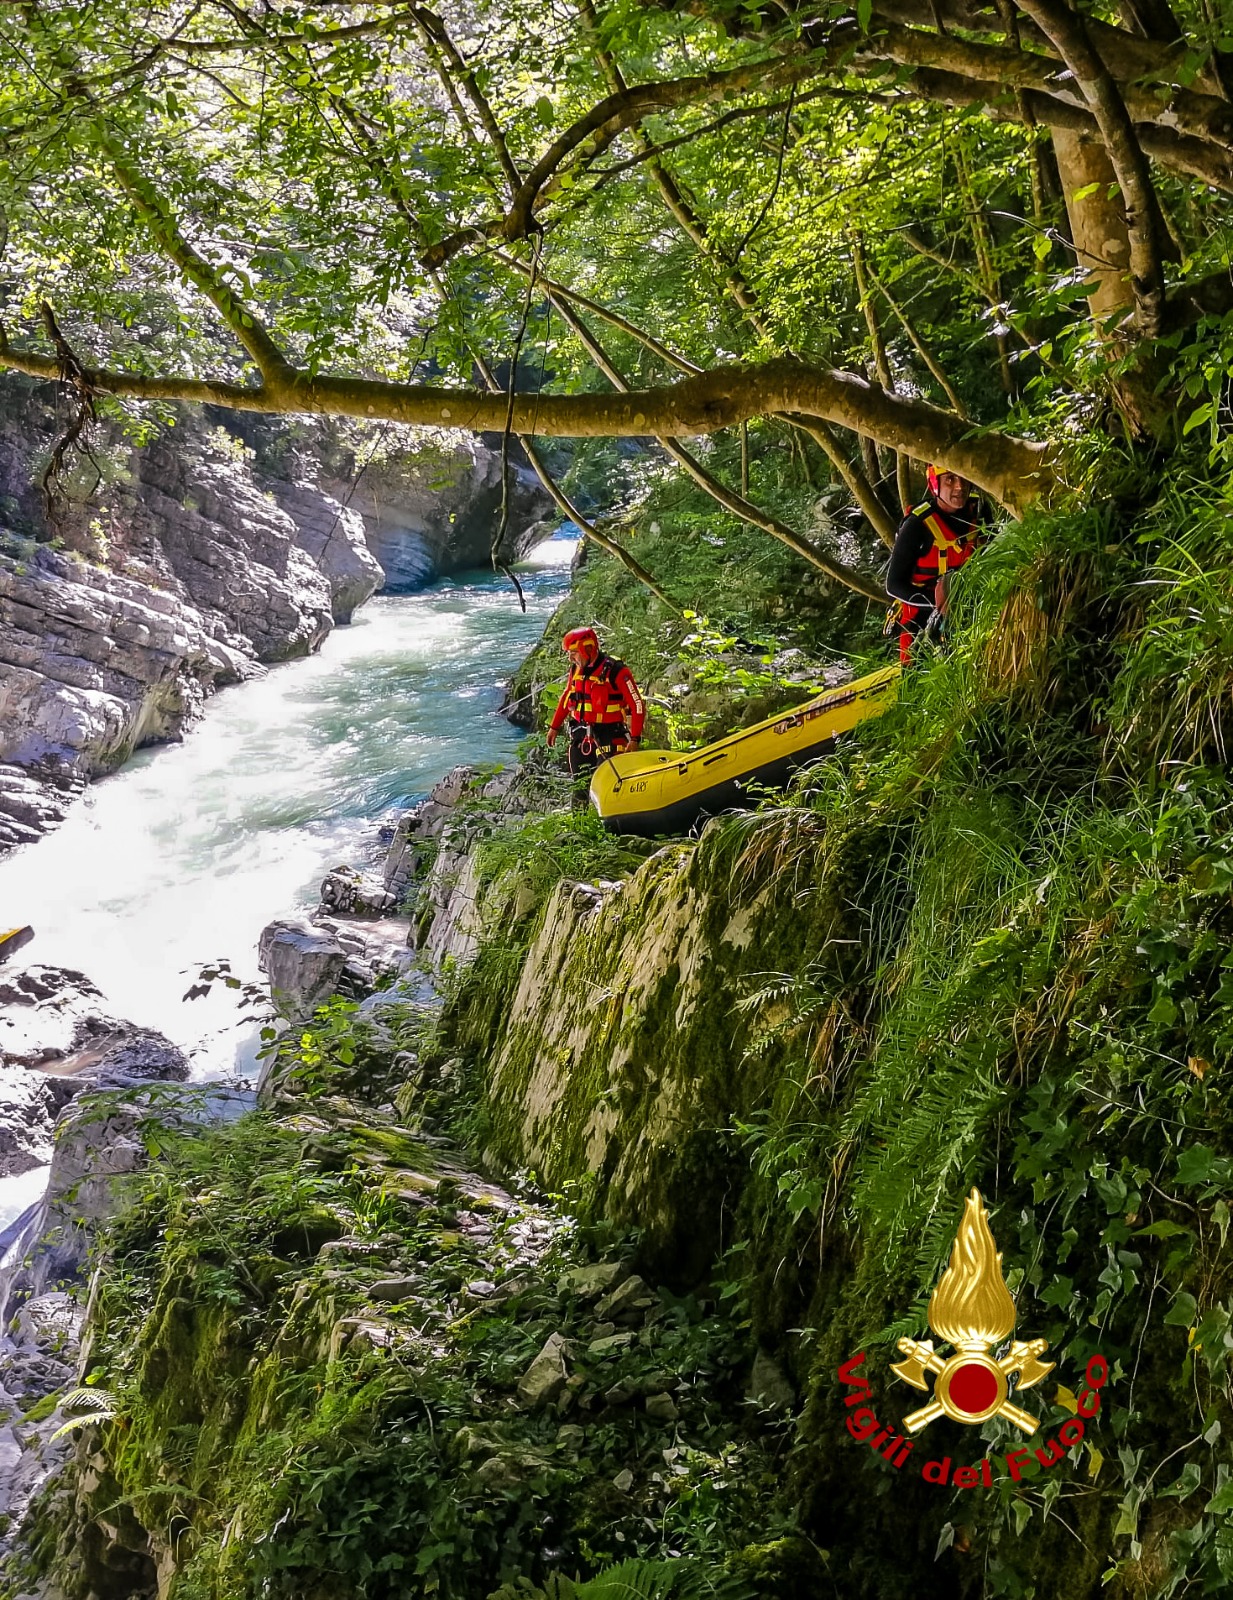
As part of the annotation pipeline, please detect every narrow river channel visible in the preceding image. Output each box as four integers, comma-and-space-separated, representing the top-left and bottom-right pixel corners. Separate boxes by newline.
0, 533, 574, 1201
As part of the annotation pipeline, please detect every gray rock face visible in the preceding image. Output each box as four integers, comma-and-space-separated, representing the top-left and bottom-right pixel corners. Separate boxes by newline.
383, 763, 539, 974
0, 964, 191, 1176
269, 479, 384, 624
382, 764, 479, 901
127, 434, 341, 661
0, 541, 253, 771
258, 918, 349, 1023
339, 439, 554, 592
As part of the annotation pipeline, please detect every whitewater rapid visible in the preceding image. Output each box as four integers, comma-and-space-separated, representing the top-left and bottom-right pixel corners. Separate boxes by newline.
0, 535, 574, 1224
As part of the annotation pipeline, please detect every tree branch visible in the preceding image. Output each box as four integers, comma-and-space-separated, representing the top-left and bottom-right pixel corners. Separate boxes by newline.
539, 259, 886, 599
867, 261, 969, 418
0, 340, 1052, 506
1014, 0, 1167, 335
420, 48, 828, 268
411, 5, 525, 194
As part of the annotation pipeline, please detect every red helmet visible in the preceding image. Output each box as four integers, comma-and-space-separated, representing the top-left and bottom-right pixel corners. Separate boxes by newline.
562, 627, 599, 662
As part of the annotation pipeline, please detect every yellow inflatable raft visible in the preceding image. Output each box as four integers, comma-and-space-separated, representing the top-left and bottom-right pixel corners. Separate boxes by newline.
590, 663, 900, 836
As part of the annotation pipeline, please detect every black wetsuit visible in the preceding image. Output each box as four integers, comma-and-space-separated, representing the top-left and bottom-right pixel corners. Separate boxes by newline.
887, 497, 989, 660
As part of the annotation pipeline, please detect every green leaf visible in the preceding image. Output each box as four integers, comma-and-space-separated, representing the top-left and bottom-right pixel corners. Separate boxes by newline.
1177, 1146, 1216, 1186
1148, 992, 1178, 1026
1160, 1461, 1203, 1499
1183, 403, 1215, 435
1164, 1290, 1198, 1327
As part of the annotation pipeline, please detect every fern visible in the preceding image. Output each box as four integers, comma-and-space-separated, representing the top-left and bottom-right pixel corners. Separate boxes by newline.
49, 1385, 123, 1441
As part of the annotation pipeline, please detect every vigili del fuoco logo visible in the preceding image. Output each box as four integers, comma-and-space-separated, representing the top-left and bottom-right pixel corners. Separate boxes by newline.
837, 1189, 1109, 1488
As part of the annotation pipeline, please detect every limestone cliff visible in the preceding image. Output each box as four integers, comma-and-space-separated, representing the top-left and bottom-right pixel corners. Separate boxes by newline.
0, 380, 553, 849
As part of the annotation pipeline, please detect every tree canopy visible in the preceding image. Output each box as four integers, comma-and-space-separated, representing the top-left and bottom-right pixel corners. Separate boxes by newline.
3, 0, 1232, 595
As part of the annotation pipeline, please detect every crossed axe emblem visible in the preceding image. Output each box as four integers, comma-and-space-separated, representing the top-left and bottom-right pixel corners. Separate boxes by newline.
891, 1336, 1054, 1434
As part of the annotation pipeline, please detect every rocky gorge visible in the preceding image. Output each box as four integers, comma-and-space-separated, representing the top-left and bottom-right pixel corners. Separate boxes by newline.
2, 408, 1233, 1600
0, 382, 552, 854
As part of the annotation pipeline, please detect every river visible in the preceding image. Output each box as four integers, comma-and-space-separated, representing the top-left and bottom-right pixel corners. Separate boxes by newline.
0, 534, 575, 1223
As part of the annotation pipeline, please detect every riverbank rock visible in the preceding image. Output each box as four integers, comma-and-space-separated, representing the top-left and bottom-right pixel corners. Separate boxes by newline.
258, 919, 349, 1022
382, 765, 478, 901
0, 1289, 81, 1573
4, 1083, 256, 1304
0, 766, 80, 852
0, 1065, 60, 1177
0, 966, 188, 1079
382, 762, 547, 971
319, 865, 399, 918
258, 916, 416, 1024
0, 965, 191, 1175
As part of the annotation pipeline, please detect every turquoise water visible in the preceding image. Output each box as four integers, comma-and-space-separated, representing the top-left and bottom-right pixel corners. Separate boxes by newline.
0, 536, 574, 1095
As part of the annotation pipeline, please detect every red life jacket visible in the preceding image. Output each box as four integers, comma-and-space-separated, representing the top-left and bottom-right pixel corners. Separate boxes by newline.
908, 502, 983, 590
562, 655, 645, 734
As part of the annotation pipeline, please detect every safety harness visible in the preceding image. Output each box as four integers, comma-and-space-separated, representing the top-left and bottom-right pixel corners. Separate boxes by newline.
567, 657, 635, 754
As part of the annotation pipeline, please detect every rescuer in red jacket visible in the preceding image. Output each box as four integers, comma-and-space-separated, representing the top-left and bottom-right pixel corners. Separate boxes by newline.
546, 627, 646, 775
886, 465, 990, 665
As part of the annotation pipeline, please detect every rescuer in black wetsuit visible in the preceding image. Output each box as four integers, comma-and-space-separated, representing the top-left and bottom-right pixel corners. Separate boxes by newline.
886, 465, 990, 664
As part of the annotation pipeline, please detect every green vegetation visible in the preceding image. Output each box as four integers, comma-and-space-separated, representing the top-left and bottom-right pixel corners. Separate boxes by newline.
10, 0, 1233, 1593
12, 1016, 798, 1600
430, 471, 1233, 1598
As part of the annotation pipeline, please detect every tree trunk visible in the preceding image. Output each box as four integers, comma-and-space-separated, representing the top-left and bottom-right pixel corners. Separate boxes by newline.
1051, 125, 1133, 326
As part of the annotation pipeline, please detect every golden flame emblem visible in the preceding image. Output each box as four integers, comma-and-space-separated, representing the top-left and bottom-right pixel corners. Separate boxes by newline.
891, 1189, 1053, 1434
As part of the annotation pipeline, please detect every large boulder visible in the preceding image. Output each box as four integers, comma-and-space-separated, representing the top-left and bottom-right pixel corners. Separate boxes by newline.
258, 919, 349, 1022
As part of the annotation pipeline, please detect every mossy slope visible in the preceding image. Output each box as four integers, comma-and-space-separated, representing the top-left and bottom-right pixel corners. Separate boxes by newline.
442, 479, 1233, 1598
